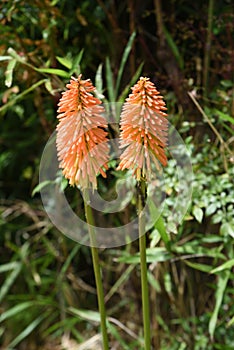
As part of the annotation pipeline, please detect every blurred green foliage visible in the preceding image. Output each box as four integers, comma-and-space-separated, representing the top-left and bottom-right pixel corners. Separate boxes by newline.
0, 0, 233, 349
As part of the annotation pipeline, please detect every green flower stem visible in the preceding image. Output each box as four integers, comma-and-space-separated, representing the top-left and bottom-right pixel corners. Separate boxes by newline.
138, 180, 151, 350
83, 189, 109, 350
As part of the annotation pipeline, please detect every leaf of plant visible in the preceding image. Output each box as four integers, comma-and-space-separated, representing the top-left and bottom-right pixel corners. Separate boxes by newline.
206, 202, 217, 216
208, 269, 230, 340
70, 49, 84, 75
5, 59, 17, 87
95, 63, 104, 96
117, 247, 172, 264
45, 79, 56, 95
216, 110, 234, 125
115, 31, 136, 98
0, 301, 35, 323
220, 222, 234, 238
0, 261, 20, 273
227, 315, 234, 327
32, 180, 52, 197
0, 262, 22, 303
7, 314, 47, 349
163, 25, 184, 69
35, 67, 70, 78
56, 56, 73, 69
105, 57, 115, 102
185, 260, 213, 273
105, 264, 135, 302
192, 206, 203, 223
69, 307, 101, 323
210, 259, 234, 274
108, 323, 130, 350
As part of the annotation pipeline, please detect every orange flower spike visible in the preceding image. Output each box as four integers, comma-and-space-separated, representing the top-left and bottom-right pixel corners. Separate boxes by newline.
56, 74, 109, 189
118, 77, 168, 181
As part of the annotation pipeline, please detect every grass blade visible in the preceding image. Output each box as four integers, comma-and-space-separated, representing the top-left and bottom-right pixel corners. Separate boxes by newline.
115, 31, 136, 98
0, 262, 22, 303
35, 67, 70, 78
7, 314, 47, 349
70, 49, 84, 75
105, 57, 115, 102
208, 269, 230, 340
0, 261, 20, 273
163, 25, 184, 70
210, 258, 234, 274
0, 301, 35, 323
95, 63, 105, 99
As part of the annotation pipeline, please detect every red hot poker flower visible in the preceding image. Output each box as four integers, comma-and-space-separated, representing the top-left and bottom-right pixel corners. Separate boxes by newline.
117, 77, 168, 181
56, 75, 109, 189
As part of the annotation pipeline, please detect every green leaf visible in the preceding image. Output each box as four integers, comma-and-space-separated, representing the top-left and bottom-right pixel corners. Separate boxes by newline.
0, 262, 22, 303
105, 265, 135, 302
7, 314, 47, 349
216, 110, 234, 125
95, 63, 105, 99
227, 315, 234, 327
45, 79, 56, 95
208, 269, 230, 340
192, 206, 203, 223
115, 31, 136, 98
185, 261, 213, 273
0, 301, 35, 323
220, 222, 234, 238
70, 49, 84, 75
59, 245, 80, 278
32, 180, 52, 197
211, 259, 234, 274
105, 57, 115, 102
5, 59, 17, 87
173, 245, 226, 260
35, 67, 70, 78
108, 323, 130, 349
117, 247, 172, 264
163, 26, 184, 69
0, 261, 19, 273
155, 216, 170, 248
146, 196, 170, 248
148, 271, 161, 292
69, 308, 101, 323
56, 56, 72, 69
206, 202, 217, 216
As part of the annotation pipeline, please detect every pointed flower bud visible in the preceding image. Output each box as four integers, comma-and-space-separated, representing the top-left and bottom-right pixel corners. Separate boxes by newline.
117, 77, 168, 181
56, 74, 109, 189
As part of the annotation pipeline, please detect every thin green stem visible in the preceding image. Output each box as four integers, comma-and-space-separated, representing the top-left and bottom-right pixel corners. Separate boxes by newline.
138, 180, 151, 350
83, 189, 109, 350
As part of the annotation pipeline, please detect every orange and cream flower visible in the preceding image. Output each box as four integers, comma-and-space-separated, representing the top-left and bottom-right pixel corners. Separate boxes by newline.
56, 74, 109, 189
117, 77, 168, 181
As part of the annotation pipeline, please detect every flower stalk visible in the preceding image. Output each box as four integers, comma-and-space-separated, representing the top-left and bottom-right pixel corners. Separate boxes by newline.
138, 179, 151, 350
118, 77, 168, 349
56, 75, 109, 348
83, 189, 109, 350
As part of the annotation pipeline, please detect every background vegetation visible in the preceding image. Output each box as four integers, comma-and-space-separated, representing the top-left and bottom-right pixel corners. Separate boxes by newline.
0, 0, 233, 349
